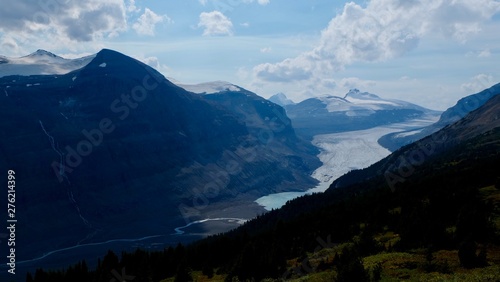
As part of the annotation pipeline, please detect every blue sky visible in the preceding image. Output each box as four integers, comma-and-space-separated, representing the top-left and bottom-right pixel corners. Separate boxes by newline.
1, 0, 499, 110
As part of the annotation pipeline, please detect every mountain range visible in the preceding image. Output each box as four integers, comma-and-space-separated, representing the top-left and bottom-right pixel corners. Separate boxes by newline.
0, 49, 319, 276
25, 78, 500, 281
1, 49, 499, 281
274, 89, 441, 138
0, 49, 95, 77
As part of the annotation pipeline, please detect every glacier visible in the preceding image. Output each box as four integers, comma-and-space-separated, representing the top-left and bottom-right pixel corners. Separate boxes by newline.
256, 115, 440, 210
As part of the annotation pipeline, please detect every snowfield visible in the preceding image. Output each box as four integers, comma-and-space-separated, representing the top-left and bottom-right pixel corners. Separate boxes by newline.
175, 81, 242, 94
0, 50, 95, 78
310, 127, 394, 184
256, 115, 440, 210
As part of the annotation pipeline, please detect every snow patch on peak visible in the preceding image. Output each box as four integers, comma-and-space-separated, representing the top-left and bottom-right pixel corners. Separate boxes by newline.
318, 95, 361, 112
99, 62, 107, 68
311, 89, 428, 115
175, 80, 242, 94
344, 89, 399, 108
27, 49, 60, 58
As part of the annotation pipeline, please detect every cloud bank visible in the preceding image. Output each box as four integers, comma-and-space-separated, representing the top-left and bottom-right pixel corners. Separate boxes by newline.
0, 0, 168, 54
0, 1, 127, 43
254, 0, 500, 84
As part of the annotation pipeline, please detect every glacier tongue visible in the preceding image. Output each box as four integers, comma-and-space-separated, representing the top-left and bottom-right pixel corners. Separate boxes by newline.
255, 115, 440, 211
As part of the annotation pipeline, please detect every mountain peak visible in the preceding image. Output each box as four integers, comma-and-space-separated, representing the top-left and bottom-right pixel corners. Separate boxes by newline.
84, 49, 147, 71
269, 92, 295, 106
344, 89, 380, 100
26, 49, 61, 58
76, 49, 168, 86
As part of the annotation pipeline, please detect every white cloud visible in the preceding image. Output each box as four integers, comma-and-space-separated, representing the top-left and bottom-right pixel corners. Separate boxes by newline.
127, 0, 140, 13
200, 0, 269, 9
133, 54, 172, 75
461, 74, 495, 93
254, 54, 314, 82
203, 0, 271, 4
338, 77, 377, 90
243, 0, 271, 5
466, 48, 493, 58
478, 48, 491, 58
138, 55, 158, 68
0, 36, 19, 53
253, 0, 500, 84
0, 0, 129, 55
132, 8, 170, 36
58, 52, 95, 59
198, 11, 233, 36
260, 47, 272, 53
0, 0, 127, 41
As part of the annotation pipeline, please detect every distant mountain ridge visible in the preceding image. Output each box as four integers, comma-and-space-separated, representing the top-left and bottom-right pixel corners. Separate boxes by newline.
0, 49, 95, 77
269, 92, 295, 106
175, 80, 243, 94
281, 89, 440, 138
379, 83, 500, 151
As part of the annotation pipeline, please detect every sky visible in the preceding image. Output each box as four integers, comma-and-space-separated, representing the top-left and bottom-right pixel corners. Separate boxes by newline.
1, 0, 499, 110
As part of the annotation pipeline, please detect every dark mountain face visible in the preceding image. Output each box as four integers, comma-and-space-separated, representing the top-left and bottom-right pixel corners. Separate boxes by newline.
0, 49, 319, 269
202, 90, 320, 192
40, 84, 499, 282
332, 93, 500, 191
437, 83, 500, 126
379, 83, 500, 150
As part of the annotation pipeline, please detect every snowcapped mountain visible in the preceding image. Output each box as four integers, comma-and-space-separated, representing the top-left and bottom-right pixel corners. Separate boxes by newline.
284, 89, 441, 138
175, 80, 242, 94
0, 49, 95, 77
269, 92, 295, 106
323, 89, 429, 113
